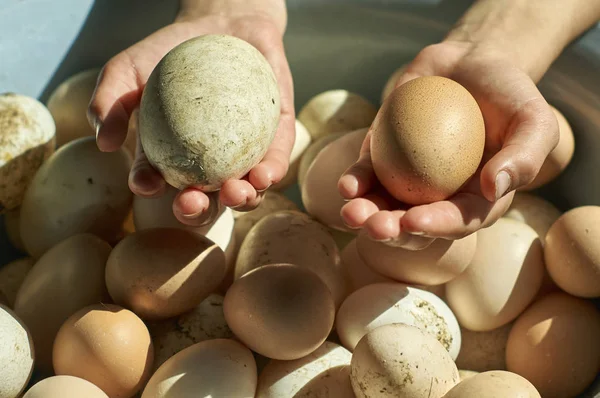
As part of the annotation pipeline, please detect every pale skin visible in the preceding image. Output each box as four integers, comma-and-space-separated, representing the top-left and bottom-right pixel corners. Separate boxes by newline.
88, 0, 600, 240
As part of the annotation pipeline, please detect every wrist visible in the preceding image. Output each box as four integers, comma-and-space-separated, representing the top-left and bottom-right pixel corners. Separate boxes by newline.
177, 0, 287, 35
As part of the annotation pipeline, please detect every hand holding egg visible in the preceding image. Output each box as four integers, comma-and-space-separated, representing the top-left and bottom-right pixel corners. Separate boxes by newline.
339, 41, 559, 243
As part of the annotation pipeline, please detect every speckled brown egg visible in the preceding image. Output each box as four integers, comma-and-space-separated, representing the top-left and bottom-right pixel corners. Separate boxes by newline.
544, 205, 600, 298
505, 292, 600, 398
357, 230, 476, 285
224, 263, 335, 360
106, 228, 226, 321
371, 76, 485, 205
443, 371, 541, 397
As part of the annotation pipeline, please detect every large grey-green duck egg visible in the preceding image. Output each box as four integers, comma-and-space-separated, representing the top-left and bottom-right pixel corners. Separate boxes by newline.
139, 34, 280, 190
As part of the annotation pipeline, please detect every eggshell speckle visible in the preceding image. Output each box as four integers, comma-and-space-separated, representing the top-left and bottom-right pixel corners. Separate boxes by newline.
506, 292, 600, 398
350, 323, 459, 398
24, 376, 109, 398
0, 256, 34, 307
53, 304, 154, 398
443, 371, 540, 398
455, 323, 512, 372
142, 339, 256, 398
336, 283, 461, 359
256, 341, 353, 397
0, 304, 34, 398
224, 263, 335, 360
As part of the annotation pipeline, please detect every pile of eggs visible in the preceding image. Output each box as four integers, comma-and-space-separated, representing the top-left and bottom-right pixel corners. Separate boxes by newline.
1, 36, 600, 398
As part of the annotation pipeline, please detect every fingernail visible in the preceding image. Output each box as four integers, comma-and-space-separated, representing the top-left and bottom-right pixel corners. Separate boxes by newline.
339, 175, 358, 198
256, 183, 272, 193
91, 114, 102, 138
232, 200, 248, 210
181, 210, 205, 219
407, 231, 425, 236
495, 171, 512, 200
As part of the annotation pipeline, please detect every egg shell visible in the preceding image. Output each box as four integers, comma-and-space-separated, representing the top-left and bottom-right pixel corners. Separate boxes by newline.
544, 205, 600, 298
522, 105, 574, 190
458, 370, 479, 382
234, 210, 348, 308
357, 230, 476, 285
371, 76, 485, 205
256, 341, 353, 398
271, 119, 312, 190
19, 136, 132, 257
298, 131, 348, 187
4, 207, 25, 251
14, 233, 111, 372
455, 322, 512, 372
445, 218, 544, 331
336, 282, 461, 359
224, 263, 335, 360
443, 370, 541, 398
504, 192, 562, 246
0, 304, 34, 398
0, 92, 56, 212
341, 238, 394, 292
24, 375, 109, 398
350, 323, 459, 398
380, 64, 407, 104
505, 292, 600, 398
147, 294, 233, 371
142, 339, 256, 398
0, 256, 34, 307
106, 228, 226, 321
302, 127, 367, 232
297, 89, 377, 141
53, 304, 154, 398
139, 34, 279, 191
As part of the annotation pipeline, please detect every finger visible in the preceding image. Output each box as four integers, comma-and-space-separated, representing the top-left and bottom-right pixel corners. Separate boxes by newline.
338, 131, 378, 199
340, 190, 396, 229
219, 179, 260, 209
128, 109, 166, 197
362, 210, 435, 250
173, 189, 218, 227
229, 191, 265, 212
480, 97, 559, 201
401, 190, 515, 240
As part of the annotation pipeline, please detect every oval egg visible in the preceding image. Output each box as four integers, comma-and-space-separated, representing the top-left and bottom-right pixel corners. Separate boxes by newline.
24, 375, 109, 398
443, 370, 541, 398
504, 192, 562, 246
0, 304, 34, 398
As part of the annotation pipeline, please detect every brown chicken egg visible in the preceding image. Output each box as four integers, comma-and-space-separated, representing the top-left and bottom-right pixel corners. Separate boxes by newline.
53, 304, 154, 398
356, 230, 476, 285
24, 376, 109, 398
371, 76, 485, 205
302, 127, 367, 232
544, 205, 600, 298
443, 371, 541, 398
505, 292, 600, 398
445, 218, 544, 331
224, 263, 335, 360
106, 228, 226, 321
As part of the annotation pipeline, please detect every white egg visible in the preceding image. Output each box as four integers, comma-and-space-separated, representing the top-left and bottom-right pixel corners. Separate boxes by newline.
0, 305, 34, 398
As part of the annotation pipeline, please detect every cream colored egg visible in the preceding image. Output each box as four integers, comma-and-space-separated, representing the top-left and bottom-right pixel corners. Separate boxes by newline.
24, 375, 109, 398
142, 339, 257, 398
506, 292, 600, 398
14, 234, 111, 373
351, 323, 459, 398
4, 207, 24, 251
0, 92, 55, 212
106, 228, 226, 321
224, 263, 335, 360
458, 370, 479, 382
19, 136, 132, 257
443, 371, 541, 397
272, 119, 312, 190
298, 90, 377, 141
445, 218, 544, 331
256, 341, 353, 397
455, 323, 512, 372
341, 238, 393, 293
504, 192, 561, 246
53, 304, 154, 398
298, 131, 348, 187
0, 257, 34, 307
234, 210, 348, 308
0, 305, 34, 398
357, 231, 476, 285
302, 127, 367, 232
147, 294, 233, 371
380, 64, 407, 104
336, 283, 461, 359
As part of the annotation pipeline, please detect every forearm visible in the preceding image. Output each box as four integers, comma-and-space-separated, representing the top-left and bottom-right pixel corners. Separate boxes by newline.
178, 0, 287, 34
446, 0, 600, 82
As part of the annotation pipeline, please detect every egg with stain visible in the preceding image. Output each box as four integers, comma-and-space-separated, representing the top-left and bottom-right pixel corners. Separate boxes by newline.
336, 283, 461, 359
24, 376, 109, 398
256, 341, 353, 397
350, 323, 459, 398
371, 76, 485, 205
0, 304, 34, 398
442, 371, 541, 397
